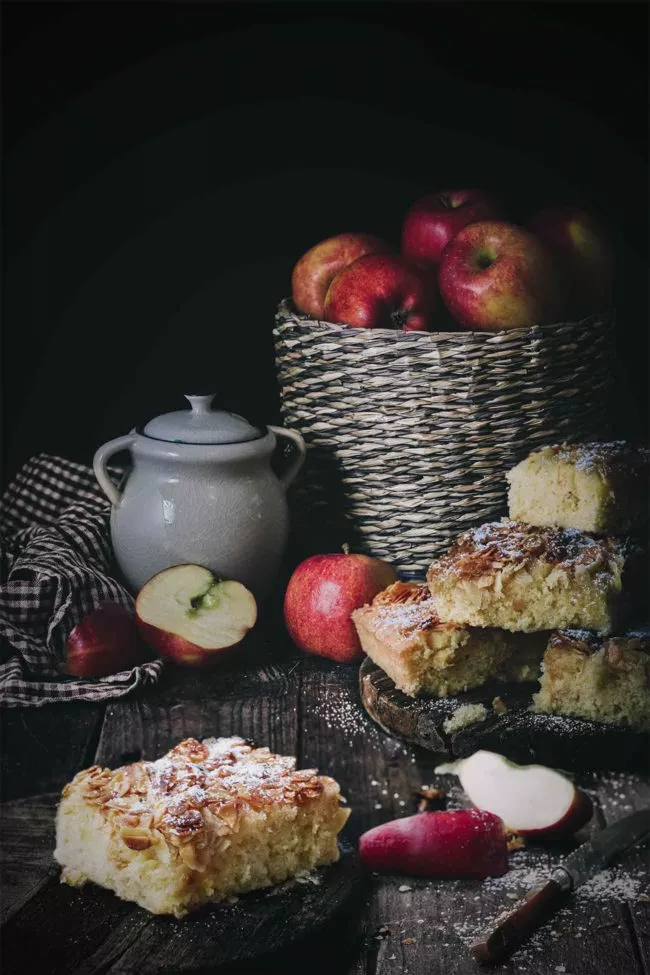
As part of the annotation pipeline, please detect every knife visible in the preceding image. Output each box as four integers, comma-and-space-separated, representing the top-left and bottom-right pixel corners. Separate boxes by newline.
471, 808, 650, 966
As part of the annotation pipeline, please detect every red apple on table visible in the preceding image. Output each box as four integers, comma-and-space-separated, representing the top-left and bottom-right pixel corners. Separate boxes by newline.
135, 564, 257, 667
284, 551, 398, 663
359, 809, 509, 878
322, 253, 436, 331
66, 602, 152, 678
528, 205, 613, 318
438, 220, 565, 331
402, 188, 504, 269
291, 232, 392, 318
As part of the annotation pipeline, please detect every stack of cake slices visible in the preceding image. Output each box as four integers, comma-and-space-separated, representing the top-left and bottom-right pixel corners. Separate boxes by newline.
353, 441, 649, 733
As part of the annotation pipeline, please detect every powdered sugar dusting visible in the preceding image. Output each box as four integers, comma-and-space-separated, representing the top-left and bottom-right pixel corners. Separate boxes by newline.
308, 681, 384, 746
370, 600, 442, 637
367, 846, 649, 964
357, 582, 454, 637
432, 519, 621, 580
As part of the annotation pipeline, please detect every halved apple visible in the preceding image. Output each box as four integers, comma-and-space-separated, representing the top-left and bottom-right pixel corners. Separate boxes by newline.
135, 564, 257, 667
435, 750, 593, 838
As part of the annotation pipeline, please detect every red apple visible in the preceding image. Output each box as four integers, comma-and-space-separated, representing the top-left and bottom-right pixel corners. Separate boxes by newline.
528, 205, 613, 318
402, 189, 504, 268
291, 232, 392, 318
284, 551, 398, 663
359, 809, 509, 878
66, 602, 152, 678
438, 220, 565, 330
322, 253, 436, 331
435, 750, 593, 838
135, 564, 257, 667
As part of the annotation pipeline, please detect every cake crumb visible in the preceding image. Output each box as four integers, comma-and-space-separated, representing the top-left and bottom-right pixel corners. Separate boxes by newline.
492, 695, 508, 715
443, 703, 488, 734
506, 831, 527, 852
415, 785, 446, 813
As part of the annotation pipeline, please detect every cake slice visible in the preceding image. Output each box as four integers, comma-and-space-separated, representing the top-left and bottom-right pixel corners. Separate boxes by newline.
54, 736, 350, 917
532, 628, 650, 732
426, 520, 634, 634
351, 581, 546, 698
507, 441, 649, 535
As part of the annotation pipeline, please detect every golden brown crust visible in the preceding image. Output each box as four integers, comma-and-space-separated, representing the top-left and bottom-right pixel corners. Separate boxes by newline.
69, 737, 328, 857
372, 581, 432, 607
549, 441, 649, 480
427, 520, 627, 584
357, 582, 458, 637
548, 628, 650, 660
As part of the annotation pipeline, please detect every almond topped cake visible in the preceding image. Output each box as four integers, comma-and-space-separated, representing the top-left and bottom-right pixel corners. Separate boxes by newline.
352, 581, 545, 698
54, 736, 350, 917
532, 628, 650, 732
507, 441, 650, 535
426, 520, 633, 634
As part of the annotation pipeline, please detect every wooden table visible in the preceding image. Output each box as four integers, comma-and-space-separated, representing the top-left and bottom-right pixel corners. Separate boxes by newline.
1, 620, 649, 975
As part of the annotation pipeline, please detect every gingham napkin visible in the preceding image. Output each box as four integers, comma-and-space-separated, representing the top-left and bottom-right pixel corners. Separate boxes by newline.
0, 454, 164, 707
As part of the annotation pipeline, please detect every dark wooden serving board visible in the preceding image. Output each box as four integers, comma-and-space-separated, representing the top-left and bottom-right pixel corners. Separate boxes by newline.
359, 658, 650, 772
0, 792, 363, 975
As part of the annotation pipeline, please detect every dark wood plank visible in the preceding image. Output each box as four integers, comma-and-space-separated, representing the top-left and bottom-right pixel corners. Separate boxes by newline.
93, 636, 301, 769
345, 779, 648, 975
0, 793, 59, 923
587, 771, 650, 973
0, 843, 363, 975
0, 652, 369, 974
0, 703, 104, 801
350, 658, 650, 973
2, 646, 647, 975
299, 657, 427, 842
360, 657, 650, 773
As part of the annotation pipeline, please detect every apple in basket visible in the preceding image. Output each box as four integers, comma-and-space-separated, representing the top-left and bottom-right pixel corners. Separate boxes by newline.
438, 220, 566, 331
291, 232, 392, 318
135, 564, 257, 667
528, 205, 614, 318
284, 550, 398, 663
322, 253, 437, 331
401, 188, 504, 268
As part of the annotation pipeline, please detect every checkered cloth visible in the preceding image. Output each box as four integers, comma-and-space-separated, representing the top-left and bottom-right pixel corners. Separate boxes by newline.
0, 454, 164, 707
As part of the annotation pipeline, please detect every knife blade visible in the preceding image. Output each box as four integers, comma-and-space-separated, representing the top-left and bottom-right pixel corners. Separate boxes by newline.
471, 809, 650, 966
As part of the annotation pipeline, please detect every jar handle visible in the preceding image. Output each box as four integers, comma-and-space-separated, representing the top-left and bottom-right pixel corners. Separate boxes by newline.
92, 434, 137, 507
268, 426, 306, 488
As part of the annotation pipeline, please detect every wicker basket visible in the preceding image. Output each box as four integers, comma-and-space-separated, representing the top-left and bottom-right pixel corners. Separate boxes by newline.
273, 298, 615, 576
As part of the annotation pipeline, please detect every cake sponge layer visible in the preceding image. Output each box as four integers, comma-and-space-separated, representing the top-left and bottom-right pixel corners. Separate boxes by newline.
55, 737, 350, 917
533, 628, 650, 732
352, 582, 545, 698
426, 520, 634, 634
507, 441, 649, 535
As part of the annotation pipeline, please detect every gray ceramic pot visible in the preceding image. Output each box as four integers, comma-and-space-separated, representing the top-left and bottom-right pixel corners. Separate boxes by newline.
93, 394, 305, 598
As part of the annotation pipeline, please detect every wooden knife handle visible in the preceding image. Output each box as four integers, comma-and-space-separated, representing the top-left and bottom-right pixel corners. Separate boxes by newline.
471, 879, 566, 965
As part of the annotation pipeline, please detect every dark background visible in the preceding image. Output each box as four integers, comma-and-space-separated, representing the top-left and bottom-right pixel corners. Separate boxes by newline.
2, 1, 648, 487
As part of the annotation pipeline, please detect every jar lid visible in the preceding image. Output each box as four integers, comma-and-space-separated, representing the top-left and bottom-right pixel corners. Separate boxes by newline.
143, 394, 262, 445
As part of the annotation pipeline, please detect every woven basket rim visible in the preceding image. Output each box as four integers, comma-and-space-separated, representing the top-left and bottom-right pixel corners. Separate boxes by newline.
275, 296, 612, 343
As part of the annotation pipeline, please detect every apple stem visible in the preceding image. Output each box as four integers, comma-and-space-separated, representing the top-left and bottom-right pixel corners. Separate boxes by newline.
342, 542, 351, 555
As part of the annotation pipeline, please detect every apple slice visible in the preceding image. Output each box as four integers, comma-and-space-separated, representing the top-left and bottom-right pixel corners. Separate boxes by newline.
435, 750, 593, 838
135, 564, 257, 667
359, 809, 508, 879
66, 602, 152, 677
